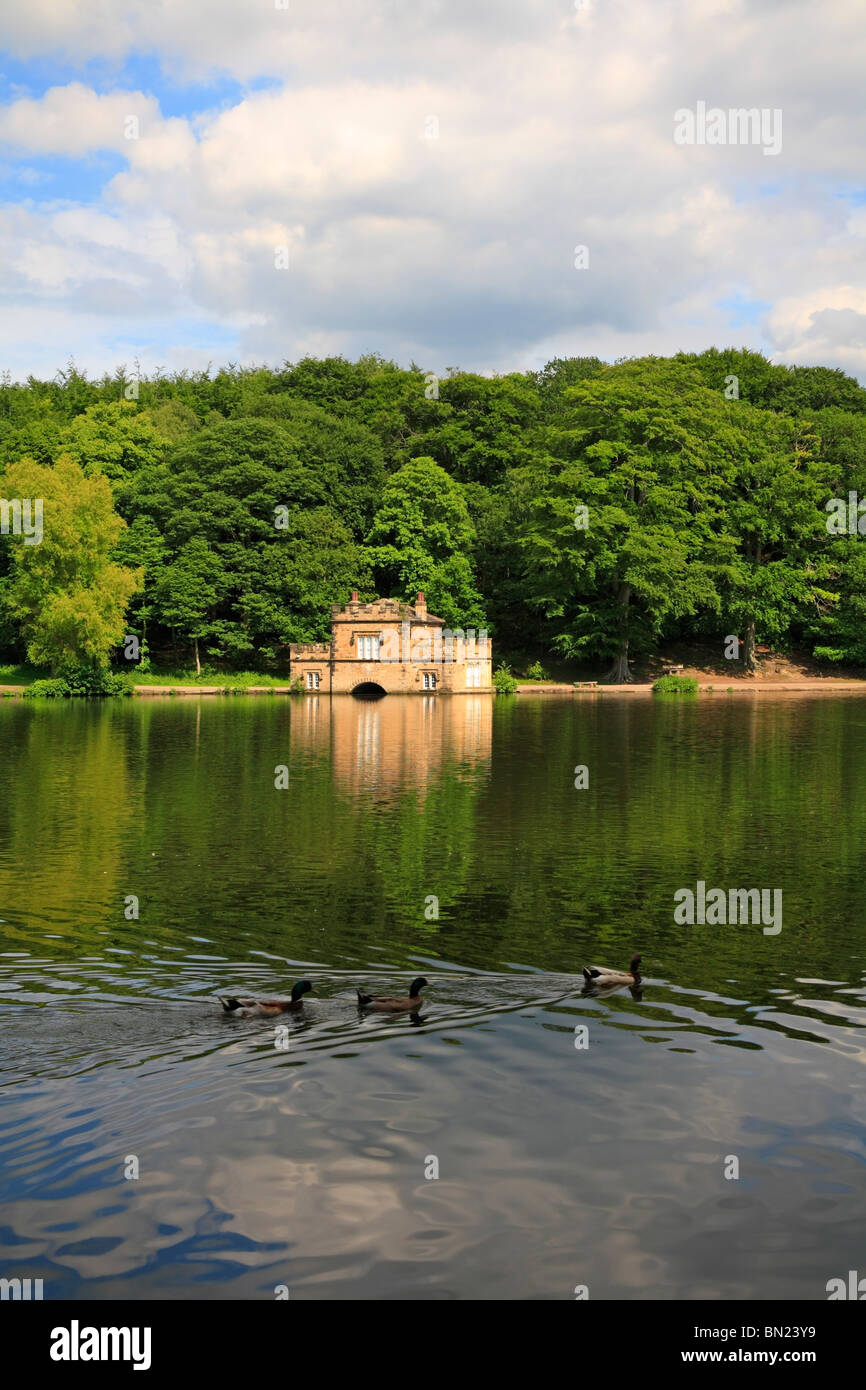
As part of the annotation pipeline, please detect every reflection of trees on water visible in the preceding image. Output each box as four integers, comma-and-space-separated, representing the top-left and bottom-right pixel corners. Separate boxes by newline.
2, 694, 864, 1036
0, 702, 135, 950
0, 695, 494, 964
496, 694, 866, 999
323, 694, 493, 933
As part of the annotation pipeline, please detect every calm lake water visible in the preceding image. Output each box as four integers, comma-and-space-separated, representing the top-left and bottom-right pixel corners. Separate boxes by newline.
1, 692, 865, 1301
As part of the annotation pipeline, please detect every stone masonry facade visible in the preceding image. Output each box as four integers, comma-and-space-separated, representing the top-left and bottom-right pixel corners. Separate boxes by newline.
289, 590, 493, 694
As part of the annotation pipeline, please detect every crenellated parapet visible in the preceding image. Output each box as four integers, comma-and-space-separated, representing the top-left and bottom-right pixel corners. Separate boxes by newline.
289, 641, 332, 657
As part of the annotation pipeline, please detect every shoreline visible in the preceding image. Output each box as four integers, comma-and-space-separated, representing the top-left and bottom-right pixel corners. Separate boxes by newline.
516, 679, 866, 695
3, 678, 866, 698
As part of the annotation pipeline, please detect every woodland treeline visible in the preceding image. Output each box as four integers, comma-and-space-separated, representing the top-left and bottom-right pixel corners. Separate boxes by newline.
1, 348, 865, 682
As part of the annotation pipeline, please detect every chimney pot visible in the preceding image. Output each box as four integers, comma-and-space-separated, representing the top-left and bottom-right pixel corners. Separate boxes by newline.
351, 589, 359, 602
417, 591, 425, 604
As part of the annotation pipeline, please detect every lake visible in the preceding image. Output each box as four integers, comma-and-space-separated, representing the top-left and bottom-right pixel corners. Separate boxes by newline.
1, 691, 865, 1300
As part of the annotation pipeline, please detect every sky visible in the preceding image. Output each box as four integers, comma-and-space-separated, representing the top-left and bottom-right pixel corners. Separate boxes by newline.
0, 0, 864, 383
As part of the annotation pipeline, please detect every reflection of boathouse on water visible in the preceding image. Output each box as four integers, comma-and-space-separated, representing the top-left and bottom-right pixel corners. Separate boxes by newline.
289, 590, 493, 696
294, 691, 492, 796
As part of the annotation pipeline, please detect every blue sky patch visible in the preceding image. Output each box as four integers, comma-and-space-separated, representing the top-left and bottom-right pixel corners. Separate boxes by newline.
0, 151, 128, 204
0, 54, 281, 121
717, 292, 772, 329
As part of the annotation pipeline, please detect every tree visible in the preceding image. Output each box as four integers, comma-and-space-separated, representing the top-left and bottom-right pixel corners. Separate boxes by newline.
674, 347, 782, 408
0, 398, 65, 469
114, 515, 168, 662
408, 372, 541, 486
805, 409, 866, 666
0, 349, 862, 678
463, 475, 538, 657
366, 456, 486, 628
518, 360, 741, 682
722, 406, 831, 671
1, 455, 141, 671
144, 399, 202, 443
155, 538, 225, 674
60, 400, 165, 485
250, 396, 386, 535
237, 506, 372, 657
534, 357, 605, 420
125, 418, 374, 665
766, 364, 866, 416
677, 347, 866, 416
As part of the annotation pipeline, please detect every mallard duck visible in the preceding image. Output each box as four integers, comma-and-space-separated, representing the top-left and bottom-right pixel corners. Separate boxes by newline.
356, 976, 428, 1012
582, 954, 642, 987
219, 980, 313, 1017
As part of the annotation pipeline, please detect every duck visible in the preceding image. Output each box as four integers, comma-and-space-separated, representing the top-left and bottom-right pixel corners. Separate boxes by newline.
582, 954, 642, 988
356, 976, 428, 1012
219, 980, 313, 1017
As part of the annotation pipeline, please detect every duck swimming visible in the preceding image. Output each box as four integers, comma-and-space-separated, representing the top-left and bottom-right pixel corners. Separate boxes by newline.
219, 980, 313, 1017
582, 954, 642, 988
357, 977, 428, 1012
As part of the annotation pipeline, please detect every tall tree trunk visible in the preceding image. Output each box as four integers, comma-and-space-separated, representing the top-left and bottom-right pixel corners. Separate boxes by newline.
743, 618, 758, 674
604, 583, 633, 683
194, 636, 201, 676
743, 541, 761, 675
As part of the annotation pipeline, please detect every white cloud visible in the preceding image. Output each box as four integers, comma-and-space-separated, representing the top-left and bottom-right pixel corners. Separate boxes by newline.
0, 1, 864, 379
0, 84, 160, 156
768, 288, 866, 374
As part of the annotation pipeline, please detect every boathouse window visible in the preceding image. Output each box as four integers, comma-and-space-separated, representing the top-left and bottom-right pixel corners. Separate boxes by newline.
357, 635, 380, 660
306, 671, 321, 689
422, 671, 438, 690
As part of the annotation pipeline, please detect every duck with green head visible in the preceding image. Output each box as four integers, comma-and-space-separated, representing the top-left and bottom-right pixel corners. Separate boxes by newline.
219, 981, 314, 1017
356, 977, 428, 1012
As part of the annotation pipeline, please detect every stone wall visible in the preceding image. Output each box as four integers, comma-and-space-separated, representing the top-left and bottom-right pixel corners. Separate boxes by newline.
289, 592, 492, 694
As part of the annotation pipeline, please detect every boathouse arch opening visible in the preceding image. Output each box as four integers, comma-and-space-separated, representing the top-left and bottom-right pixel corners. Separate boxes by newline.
351, 681, 387, 699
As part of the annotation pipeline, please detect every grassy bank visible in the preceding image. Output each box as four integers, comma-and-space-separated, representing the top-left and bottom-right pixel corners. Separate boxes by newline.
131, 669, 290, 688
0, 663, 291, 690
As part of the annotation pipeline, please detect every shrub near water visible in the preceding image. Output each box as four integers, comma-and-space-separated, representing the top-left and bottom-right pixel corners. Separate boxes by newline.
652, 674, 699, 694
23, 678, 71, 699
23, 667, 135, 698
493, 666, 519, 694
524, 660, 550, 681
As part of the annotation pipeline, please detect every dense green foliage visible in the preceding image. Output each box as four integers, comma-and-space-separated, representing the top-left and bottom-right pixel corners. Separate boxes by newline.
1, 349, 865, 680
1, 454, 141, 674
23, 670, 135, 698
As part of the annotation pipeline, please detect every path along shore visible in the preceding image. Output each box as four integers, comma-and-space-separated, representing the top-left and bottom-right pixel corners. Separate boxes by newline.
515, 679, 866, 694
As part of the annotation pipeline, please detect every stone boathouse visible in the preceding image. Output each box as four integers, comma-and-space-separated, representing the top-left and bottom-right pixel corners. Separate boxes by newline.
289, 590, 493, 695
